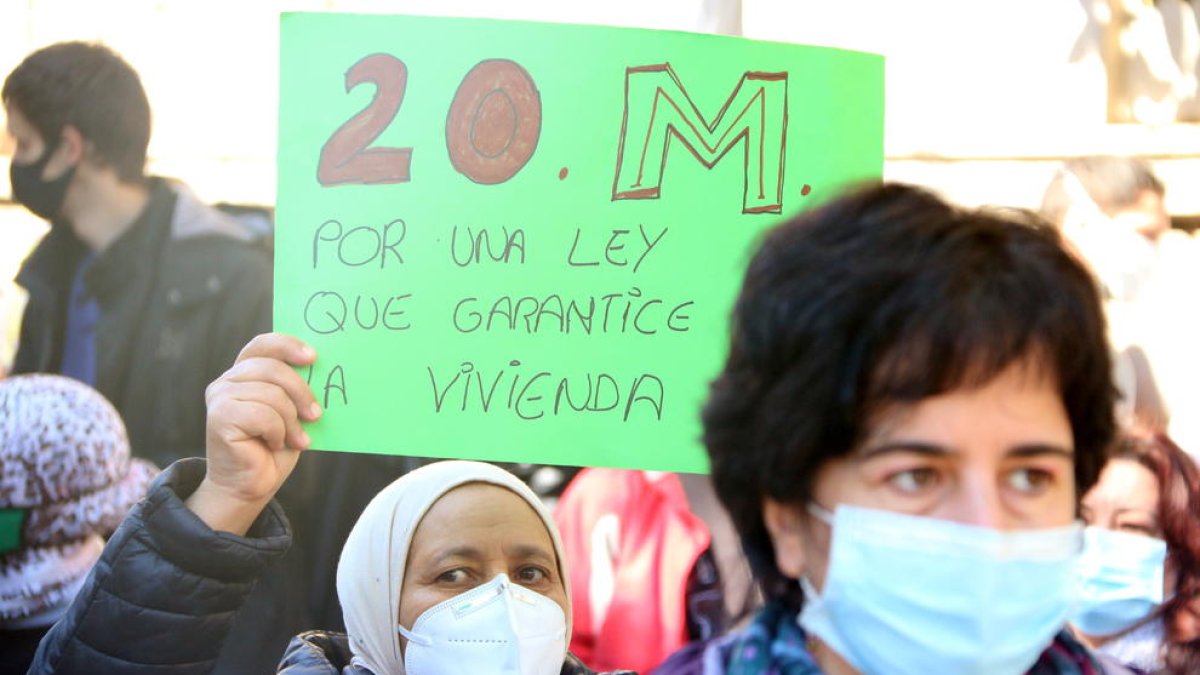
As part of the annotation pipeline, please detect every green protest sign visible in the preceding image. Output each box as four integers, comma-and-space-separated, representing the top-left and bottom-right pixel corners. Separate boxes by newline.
277, 13, 883, 472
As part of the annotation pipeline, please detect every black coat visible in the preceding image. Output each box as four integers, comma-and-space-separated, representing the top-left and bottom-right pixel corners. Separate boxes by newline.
27, 459, 291, 674
274, 630, 631, 674
13, 178, 273, 467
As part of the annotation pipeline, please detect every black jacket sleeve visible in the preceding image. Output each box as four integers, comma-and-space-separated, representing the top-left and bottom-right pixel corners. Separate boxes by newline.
27, 458, 292, 675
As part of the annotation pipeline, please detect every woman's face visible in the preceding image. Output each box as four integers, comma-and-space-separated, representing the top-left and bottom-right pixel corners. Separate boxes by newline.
1081, 457, 1175, 597
398, 483, 568, 635
765, 358, 1078, 588
1081, 458, 1160, 538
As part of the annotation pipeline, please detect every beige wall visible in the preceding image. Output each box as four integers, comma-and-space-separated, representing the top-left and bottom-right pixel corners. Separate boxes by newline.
745, 0, 1110, 153
0, 0, 736, 206
743, 0, 1200, 213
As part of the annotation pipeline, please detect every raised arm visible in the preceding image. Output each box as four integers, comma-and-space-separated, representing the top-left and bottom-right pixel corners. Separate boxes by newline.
187, 333, 321, 534
28, 333, 320, 675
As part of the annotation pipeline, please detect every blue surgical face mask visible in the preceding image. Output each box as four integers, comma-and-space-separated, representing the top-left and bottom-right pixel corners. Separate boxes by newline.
798, 504, 1083, 675
1069, 526, 1166, 637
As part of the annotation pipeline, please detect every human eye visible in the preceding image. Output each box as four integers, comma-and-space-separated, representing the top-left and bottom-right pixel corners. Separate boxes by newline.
1007, 467, 1055, 495
1116, 519, 1160, 538
436, 568, 470, 584
514, 565, 551, 587
885, 466, 941, 494
1119, 523, 1156, 537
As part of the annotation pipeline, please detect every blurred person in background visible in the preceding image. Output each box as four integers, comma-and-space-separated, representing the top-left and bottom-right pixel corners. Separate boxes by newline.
0, 374, 156, 673
2, 41, 312, 674
1040, 156, 1200, 454
1072, 433, 1200, 674
657, 184, 1134, 674
2, 41, 272, 468
553, 468, 759, 674
1040, 156, 1170, 306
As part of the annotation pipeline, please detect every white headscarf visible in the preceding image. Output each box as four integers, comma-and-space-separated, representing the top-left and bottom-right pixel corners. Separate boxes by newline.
336, 460, 571, 675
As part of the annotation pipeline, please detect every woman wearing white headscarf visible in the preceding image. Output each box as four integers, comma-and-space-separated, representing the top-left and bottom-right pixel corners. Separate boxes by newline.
28, 334, 634, 675
278, 459, 601, 674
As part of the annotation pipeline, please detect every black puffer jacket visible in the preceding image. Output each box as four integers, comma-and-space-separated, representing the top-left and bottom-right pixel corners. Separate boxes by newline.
274, 631, 633, 674
27, 459, 291, 674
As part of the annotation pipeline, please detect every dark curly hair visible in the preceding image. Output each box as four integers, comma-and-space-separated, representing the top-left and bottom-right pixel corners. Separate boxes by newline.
703, 183, 1117, 611
3, 41, 150, 182
1111, 433, 1200, 674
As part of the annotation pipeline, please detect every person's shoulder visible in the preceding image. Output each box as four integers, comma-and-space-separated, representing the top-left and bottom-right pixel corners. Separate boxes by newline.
1091, 653, 1148, 675
655, 601, 821, 675
562, 651, 638, 675
158, 178, 270, 251
1044, 630, 1147, 675
277, 631, 359, 674
155, 184, 271, 287
14, 222, 85, 290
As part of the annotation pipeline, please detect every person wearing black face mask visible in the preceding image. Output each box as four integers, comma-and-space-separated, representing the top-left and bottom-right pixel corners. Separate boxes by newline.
8, 135, 76, 222
3, 40, 272, 468
3, 41, 293, 674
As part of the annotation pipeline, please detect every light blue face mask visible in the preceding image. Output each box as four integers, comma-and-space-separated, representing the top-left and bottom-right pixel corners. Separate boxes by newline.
798, 504, 1083, 675
1069, 526, 1167, 637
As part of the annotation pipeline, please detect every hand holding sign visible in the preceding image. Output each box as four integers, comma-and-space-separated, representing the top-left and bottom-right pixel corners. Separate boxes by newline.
276, 13, 883, 472
188, 333, 320, 535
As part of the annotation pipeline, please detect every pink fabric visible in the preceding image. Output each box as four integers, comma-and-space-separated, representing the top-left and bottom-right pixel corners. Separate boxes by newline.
555, 469, 711, 675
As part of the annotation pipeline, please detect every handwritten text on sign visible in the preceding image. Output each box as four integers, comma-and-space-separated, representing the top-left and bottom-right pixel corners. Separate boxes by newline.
276, 13, 883, 472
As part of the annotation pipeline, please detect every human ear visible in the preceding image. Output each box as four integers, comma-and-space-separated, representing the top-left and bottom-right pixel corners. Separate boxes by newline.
762, 498, 807, 579
43, 125, 85, 179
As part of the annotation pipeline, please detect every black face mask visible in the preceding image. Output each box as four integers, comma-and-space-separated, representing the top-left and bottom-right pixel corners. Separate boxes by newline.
9, 143, 76, 222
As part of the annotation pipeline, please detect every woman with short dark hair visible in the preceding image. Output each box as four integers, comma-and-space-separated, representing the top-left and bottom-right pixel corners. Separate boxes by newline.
658, 183, 1131, 674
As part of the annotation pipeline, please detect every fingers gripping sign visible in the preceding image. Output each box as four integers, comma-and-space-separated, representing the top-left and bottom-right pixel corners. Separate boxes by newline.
187, 333, 322, 535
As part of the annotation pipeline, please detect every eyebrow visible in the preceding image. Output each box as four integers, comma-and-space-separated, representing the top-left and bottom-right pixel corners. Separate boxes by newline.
429, 544, 557, 567
1005, 445, 1075, 460
430, 546, 485, 566
856, 442, 1075, 461
1081, 506, 1160, 529
508, 544, 556, 565
1108, 506, 1156, 516
1112, 507, 1159, 521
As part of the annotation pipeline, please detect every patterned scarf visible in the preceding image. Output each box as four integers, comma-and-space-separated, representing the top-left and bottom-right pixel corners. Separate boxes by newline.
724, 603, 819, 675
0, 375, 157, 623
722, 601, 1113, 675
0, 374, 157, 546
0, 536, 103, 625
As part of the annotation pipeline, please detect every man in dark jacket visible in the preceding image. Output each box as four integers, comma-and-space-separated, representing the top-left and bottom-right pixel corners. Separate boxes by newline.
3, 41, 272, 469
3, 42, 306, 674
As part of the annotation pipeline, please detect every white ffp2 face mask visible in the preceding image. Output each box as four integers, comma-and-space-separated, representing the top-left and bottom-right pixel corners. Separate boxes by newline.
799, 504, 1083, 675
397, 573, 566, 675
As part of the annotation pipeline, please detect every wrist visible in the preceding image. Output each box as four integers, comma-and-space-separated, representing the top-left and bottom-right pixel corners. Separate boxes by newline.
185, 477, 273, 536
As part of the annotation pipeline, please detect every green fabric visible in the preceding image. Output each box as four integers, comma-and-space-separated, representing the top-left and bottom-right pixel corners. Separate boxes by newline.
0, 508, 25, 553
